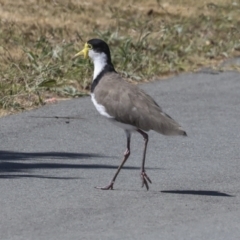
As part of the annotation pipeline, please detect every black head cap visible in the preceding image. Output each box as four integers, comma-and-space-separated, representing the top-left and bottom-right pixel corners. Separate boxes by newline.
87, 39, 112, 64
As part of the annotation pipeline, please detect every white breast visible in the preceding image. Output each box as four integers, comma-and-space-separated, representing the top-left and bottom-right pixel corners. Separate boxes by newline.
91, 93, 114, 118
91, 93, 137, 132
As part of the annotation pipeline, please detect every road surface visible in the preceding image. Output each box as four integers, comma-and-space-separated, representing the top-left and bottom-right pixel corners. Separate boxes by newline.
0, 71, 240, 240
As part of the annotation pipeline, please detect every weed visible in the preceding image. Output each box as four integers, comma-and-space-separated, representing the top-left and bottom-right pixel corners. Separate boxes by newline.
0, 0, 240, 116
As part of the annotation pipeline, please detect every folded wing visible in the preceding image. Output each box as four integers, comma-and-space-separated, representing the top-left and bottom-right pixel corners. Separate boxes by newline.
94, 72, 186, 136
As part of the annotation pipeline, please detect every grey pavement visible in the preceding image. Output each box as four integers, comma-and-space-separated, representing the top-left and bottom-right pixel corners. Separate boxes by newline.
0, 71, 240, 240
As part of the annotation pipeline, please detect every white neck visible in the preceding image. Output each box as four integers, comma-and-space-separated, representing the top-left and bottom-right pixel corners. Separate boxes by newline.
89, 50, 108, 80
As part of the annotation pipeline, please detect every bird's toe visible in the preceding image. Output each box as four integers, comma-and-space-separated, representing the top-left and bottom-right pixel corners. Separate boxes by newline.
141, 172, 152, 190
95, 181, 114, 190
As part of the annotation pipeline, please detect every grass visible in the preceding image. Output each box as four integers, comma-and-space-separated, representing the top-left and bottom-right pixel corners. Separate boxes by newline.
0, 0, 240, 116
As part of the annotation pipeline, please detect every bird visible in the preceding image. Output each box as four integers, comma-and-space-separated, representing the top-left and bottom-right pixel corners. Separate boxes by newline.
74, 39, 187, 190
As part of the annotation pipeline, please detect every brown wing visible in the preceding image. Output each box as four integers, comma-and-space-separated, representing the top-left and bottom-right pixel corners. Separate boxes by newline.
94, 72, 186, 136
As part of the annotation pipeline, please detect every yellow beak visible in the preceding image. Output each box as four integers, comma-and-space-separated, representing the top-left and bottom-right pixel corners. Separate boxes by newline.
74, 43, 91, 59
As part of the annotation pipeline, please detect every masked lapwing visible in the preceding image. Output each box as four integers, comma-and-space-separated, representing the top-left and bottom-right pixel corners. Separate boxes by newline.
74, 39, 187, 190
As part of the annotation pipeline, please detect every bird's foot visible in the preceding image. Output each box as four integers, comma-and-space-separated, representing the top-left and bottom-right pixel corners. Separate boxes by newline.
95, 181, 114, 190
141, 172, 152, 190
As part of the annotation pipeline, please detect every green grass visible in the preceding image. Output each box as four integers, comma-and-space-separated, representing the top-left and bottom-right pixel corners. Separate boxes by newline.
0, 0, 240, 116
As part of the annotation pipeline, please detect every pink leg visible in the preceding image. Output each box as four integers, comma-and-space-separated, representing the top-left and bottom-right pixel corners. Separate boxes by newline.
137, 129, 152, 190
95, 132, 131, 190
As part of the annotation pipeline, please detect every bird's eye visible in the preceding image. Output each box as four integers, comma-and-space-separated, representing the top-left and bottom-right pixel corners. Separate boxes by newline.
87, 44, 92, 49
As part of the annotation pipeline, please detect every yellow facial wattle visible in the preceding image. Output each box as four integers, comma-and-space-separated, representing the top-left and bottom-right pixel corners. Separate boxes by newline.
74, 43, 92, 59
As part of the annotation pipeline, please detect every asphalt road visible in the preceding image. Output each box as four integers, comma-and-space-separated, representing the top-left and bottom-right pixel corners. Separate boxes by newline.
0, 71, 240, 240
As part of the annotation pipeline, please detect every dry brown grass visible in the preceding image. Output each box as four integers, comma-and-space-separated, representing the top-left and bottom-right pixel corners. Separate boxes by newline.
0, 0, 240, 116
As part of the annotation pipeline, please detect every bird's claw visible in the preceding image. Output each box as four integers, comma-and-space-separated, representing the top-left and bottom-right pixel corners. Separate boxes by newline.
95, 181, 114, 190
141, 172, 152, 190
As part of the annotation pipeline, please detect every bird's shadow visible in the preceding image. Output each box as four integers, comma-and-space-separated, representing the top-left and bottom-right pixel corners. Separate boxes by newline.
0, 150, 160, 179
161, 190, 234, 197
0, 151, 103, 161
0, 150, 105, 179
